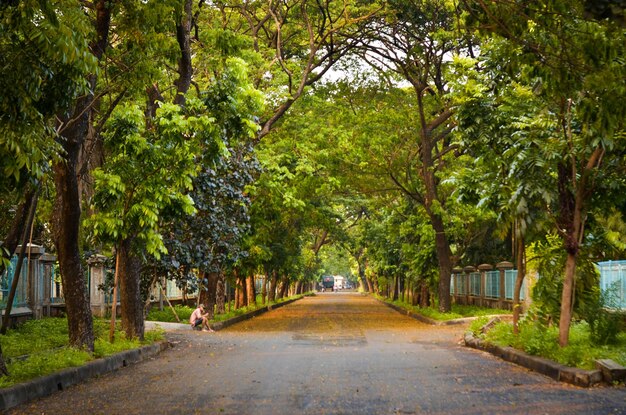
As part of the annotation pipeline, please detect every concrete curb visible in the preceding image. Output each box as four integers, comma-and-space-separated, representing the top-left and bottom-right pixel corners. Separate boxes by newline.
0, 341, 169, 411
211, 297, 301, 331
463, 333, 604, 388
377, 298, 512, 326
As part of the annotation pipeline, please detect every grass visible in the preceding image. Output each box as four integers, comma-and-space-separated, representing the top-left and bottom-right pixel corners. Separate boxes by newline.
473, 319, 626, 370
376, 295, 511, 321
146, 292, 311, 324
0, 317, 165, 388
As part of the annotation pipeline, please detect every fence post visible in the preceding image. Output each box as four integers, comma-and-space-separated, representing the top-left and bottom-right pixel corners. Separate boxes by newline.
22, 244, 45, 319
87, 254, 108, 317
40, 253, 56, 316
451, 267, 462, 303
477, 264, 493, 307
496, 261, 514, 309
463, 266, 475, 305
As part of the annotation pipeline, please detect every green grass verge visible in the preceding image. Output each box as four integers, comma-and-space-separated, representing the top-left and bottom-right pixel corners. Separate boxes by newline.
376, 295, 511, 321
475, 320, 626, 370
0, 317, 165, 388
146, 293, 311, 324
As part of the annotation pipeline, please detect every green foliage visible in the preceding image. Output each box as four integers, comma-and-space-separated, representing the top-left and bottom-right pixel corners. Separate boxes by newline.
0, 317, 164, 387
528, 234, 600, 325
0, 348, 92, 388
147, 305, 194, 323
0, 318, 69, 358
484, 320, 626, 369
0, 0, 97, 183
381, 295, 511, 321
581, 284, 625, 345
86, 100, 206, 258
468, 316, 490, 336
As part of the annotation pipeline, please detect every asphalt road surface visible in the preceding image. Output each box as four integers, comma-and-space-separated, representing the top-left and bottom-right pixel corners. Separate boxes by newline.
7, 293, 626, 415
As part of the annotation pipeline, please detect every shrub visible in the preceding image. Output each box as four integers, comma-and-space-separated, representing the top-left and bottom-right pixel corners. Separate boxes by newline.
581, 283, 624, 345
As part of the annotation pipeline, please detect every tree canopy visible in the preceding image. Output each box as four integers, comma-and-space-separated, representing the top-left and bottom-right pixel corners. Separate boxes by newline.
1, 0, 625, 354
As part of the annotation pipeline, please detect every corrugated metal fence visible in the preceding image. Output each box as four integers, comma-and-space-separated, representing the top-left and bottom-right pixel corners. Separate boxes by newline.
597, 260, 626, 309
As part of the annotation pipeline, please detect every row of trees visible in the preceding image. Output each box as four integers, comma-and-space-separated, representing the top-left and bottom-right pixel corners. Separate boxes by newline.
0, 0, 624, 370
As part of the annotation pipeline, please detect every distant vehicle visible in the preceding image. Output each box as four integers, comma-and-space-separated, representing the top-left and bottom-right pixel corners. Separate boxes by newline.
333, 275, 344, 291
322, 276, 334, 291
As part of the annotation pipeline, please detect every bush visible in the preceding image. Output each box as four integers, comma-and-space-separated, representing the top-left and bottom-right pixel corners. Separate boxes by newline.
581, 283, 624, 345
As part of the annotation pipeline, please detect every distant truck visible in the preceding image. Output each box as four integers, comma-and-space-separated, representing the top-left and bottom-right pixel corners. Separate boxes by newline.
322, 276, 334, 291
333, 275, 345, 290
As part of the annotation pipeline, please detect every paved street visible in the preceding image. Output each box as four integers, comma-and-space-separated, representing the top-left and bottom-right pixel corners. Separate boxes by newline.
7, 293, 626, 414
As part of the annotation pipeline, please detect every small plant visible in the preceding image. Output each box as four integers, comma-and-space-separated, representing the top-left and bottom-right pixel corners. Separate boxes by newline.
468, 316, 490, 337
581, 282, 624, 345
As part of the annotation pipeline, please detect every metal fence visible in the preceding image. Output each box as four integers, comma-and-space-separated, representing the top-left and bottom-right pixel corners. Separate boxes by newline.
485, 270, 500, 299
0, 256, 29, 309
505, 270, 525, 300
450, 263, 529, 311
470, 272, 481, 296
597, 260, 626, 309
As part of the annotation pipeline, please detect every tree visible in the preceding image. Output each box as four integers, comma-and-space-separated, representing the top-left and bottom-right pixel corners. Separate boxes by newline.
459, 0, 626, 345
349, 0, 471, 311
87, 102, 203, 339
0, 0, 102, 351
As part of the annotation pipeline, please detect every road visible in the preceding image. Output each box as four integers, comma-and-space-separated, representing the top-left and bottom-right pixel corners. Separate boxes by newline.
7, 293, 626, 415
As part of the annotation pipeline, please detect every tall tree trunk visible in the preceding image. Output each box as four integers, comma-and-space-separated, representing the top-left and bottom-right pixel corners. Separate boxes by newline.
279, 278, 289, 299
559, 252, 578, 347
109, 250, 120, 342
118, 238, 144, 340
268, 271, 278, 302
204, 271, 219, 319
392, 275, 399, 301
51, 0, 112, 352
246, 275, 256, 307
420, 281, 430, 308
556, 144, 602, 347
235, 275, 246, 309
357, 257, 369, 293
513, 233, 525, 335
262, 272, 268, 304
429, 213, 452, 312
52, 141, 94, 350
216, 272, 226, 314
173, 0, 193, 106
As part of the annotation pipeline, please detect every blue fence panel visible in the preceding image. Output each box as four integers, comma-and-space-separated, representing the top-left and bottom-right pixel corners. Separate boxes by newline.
504, 269, 527, 301
456, 274, 466, 295
597, 260, 626, 309
485, 271, 499, 298
450, 275, 456, 295
470, 272, 481, 296
0, 256, 29, 309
